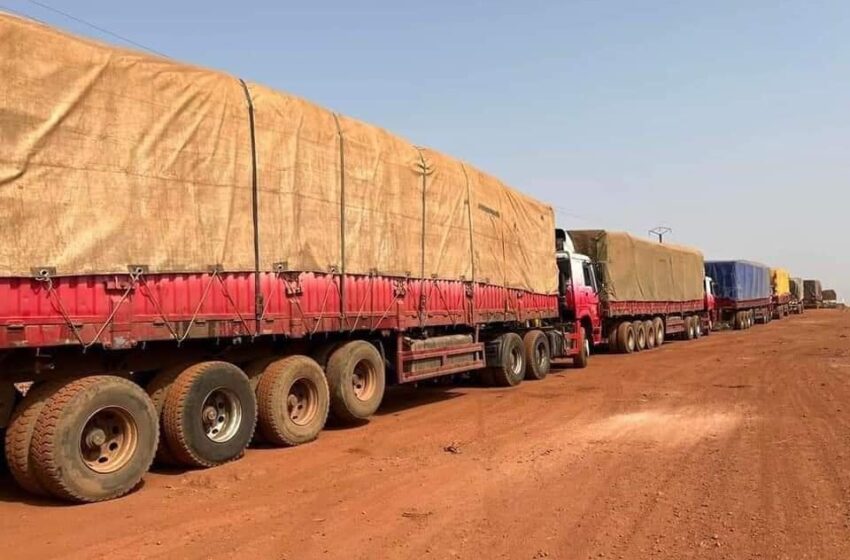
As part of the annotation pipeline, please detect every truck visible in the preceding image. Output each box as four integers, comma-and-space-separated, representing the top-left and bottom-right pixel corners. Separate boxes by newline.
704, 261, 772, 329
0, 13, 587, 503
770, 268, 792, 318
804, 280, 824, 309
563, 230, 713, 353
789, 277, 805, 315
822, 289, 838, 308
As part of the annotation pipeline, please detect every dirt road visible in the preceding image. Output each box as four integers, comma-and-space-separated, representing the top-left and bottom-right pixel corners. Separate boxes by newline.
2, 310, 849, 559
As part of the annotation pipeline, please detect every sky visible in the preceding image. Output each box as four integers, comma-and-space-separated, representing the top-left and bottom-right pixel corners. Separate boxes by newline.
4, 0, 849, 298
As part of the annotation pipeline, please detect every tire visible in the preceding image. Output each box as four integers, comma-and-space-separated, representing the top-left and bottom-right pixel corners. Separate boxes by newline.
607, 323, 620, 353
523, 330, 551, 380
632, 321, 646, 351
311, 341, 344, 370
652, 317, 665, 346
256, 356, 330, 446
4, 382, 62, 496
486, 333, 526, 387
30, 376, 158, 503
616, 321, 635, 354
685, 316, 696, 340
734, 311, 744, 330
326, 341, 386, 422
146, 367, 184, 465
644, 320, 656, 349
694, 317, 702, 338
162, 362, 257, 468
573, 330, 589, 369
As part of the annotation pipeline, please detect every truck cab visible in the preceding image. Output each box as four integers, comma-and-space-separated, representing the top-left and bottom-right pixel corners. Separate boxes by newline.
555, 229, 602, 345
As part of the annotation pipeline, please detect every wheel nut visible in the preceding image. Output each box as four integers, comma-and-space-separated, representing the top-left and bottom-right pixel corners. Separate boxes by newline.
86, 428, 107, 448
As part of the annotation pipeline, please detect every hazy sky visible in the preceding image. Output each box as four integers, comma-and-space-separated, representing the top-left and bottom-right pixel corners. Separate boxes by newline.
5, 0, 849, 298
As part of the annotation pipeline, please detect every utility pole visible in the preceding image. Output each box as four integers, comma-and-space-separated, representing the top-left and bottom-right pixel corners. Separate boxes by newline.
649, 226, 672, 243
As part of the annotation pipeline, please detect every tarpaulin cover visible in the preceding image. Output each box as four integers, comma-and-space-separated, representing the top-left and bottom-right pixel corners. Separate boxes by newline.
770, 268, 791, 296
0, 13, 557, 294
804, 280, 823, 302
567, 230, 705, 302
790, 277, 804, 300
704, 261, 771, 302
823, 289, 837, 301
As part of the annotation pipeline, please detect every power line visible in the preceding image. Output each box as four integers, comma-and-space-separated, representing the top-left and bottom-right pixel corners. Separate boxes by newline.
25, 0, 169, 58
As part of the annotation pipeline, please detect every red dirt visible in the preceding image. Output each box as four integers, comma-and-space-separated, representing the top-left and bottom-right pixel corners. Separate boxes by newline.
2, 310, 849, 559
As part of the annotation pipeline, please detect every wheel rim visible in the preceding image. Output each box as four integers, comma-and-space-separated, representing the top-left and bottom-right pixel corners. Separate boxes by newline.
584, 338, 590, 357
509, 345, 523, 376
202, 388, 242, 443
534, 340, 548, 370
627, 332, 635, 351
80, 406, 139, 474
288, 378, 319, 426
352, 360, 377, 401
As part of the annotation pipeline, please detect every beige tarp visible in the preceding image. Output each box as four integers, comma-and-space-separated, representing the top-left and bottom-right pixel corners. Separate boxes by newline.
0, 13, 557, 294
568, 230, 705, 302
0, 13, 255, 274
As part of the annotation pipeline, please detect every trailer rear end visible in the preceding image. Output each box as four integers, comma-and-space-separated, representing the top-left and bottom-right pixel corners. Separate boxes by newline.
804, 280, 823, 309
770, 268, 793, 318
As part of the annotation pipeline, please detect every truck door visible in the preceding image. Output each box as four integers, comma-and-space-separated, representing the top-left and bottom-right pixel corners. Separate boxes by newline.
581, 260, 602, 342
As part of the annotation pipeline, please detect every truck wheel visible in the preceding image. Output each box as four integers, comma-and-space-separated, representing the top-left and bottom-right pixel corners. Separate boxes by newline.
616, 322, 635, 354
694, 317, 702, 338
734, 311, 743, 330
652, 317, 665, 346
644, 321, 656, 349
257, 356, 329, 446
485, 333, 526, 386
607, 324, 620, 353
162, 362, 257, 468
326, 341, 386, 422
146, 367, 185, 465
573, 330, 589, 369
632, 321, 646, 351
684, 316, 695, 339
4, 382, 62, 496
30, 376, 158, 503
523, 330, 551, 380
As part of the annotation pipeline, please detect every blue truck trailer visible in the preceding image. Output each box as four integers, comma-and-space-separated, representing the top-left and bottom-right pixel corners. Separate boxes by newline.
704, 260, 772, 330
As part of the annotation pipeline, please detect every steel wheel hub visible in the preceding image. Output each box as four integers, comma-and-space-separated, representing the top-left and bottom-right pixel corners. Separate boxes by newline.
287, 379, 319, 426
352, 361, 376, 401
81, 406, 138, 474
202, 388, 242, 442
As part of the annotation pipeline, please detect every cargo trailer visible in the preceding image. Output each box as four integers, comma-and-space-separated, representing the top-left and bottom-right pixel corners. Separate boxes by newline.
789, 277, 805, 315
822, 289, 838, 308
0, 13, 587, 503
564, 230, 714, 354
704, 261, 772, 329
804, 280, 823, 309
770, 268, 793, 318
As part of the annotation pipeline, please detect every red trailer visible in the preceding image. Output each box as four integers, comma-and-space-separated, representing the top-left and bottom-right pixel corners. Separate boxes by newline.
0, 14, 585, 503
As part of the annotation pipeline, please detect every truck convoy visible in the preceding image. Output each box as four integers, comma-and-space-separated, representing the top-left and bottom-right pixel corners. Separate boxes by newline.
804, 280, 824, 309
0, 13, 827, 504
704, 261, 772, 329
564, 230, 712, 352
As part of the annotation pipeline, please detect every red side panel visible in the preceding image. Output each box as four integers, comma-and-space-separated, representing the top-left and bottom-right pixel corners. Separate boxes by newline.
0, 272, 558, 350
603, 299, 705, 318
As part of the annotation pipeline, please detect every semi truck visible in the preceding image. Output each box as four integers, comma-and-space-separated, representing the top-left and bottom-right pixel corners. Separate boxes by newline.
804, 280, 824, 309
770, 268, 793, 318
822, 289, 838, 308
704, 261, 772, 329
563, 230, 713, 353
789, 277, 805, 315
0, 14, 588, 503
